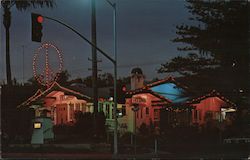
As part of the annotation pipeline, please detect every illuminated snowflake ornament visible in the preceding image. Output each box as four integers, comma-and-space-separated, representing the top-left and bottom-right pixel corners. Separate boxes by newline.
33, 43, 63, 87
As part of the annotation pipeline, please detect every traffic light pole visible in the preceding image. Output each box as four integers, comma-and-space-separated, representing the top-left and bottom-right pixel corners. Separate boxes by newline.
41, 14, 118, 155
105, 0, 118, 156
42, 15, 115, 64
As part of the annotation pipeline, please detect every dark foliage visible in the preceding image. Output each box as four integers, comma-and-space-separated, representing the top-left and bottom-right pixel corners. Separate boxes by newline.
1, 85, 37, 146
158, 0, 249, 106
74, 111, 106, 139
1, 0, 55, 85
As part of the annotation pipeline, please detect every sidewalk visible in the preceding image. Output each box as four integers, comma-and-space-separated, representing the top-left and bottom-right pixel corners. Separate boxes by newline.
1, 152, 112, 159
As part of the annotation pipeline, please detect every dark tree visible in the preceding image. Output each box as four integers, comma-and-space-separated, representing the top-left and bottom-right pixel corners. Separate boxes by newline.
74, 111, 106, 140
57, 70, 71, 86
26, 70, 71, 88
1, 0, 55, 86
82, 72, 130, 88
158, 0, 249, 103
74, 112, 94, 136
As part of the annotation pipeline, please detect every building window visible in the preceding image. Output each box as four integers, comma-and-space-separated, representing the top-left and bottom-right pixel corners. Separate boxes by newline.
215, 112, 221, 121
146, 107, 149, 115
205, 111, 213, 121
81, 103, 86, 112
76, 103, 80, 111
199, 110, 202, 121
122, 105, 126, 116
106, 104, 110, 118
112, 109, 114, 119
194, 110, 198, 121
154, 109, 159, 120
141, 108, 143, 119
60, 95, 64, 101
99, 103, 103, 112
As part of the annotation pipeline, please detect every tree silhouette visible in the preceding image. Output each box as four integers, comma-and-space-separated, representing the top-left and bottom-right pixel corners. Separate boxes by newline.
1, 0, 55, 86
158, 0, 249, 103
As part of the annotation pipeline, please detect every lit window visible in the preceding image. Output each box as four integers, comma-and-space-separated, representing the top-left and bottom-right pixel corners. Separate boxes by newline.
34, 122, 42, 129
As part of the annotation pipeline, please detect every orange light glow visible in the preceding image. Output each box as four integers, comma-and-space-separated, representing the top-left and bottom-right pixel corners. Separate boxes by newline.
34, 122, 42, 129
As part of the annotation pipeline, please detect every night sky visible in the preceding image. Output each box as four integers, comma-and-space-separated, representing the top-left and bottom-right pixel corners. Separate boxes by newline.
1, 0, 190, 83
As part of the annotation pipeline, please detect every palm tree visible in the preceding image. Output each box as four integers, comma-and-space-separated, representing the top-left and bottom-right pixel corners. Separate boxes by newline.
1, 0, 55, 86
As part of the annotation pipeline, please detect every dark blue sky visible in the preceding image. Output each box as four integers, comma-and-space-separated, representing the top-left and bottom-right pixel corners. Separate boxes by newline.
1, 0, 190, 83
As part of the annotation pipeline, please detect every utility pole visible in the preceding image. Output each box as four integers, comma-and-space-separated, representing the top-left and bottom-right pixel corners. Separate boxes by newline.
22, 45, 25, 85
91, 0, 98, 121
3, 6, 12, 86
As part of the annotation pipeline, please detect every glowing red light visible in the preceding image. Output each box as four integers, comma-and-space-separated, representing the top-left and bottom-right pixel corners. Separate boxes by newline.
37, 16, 43, 23
122, 86, 126, 92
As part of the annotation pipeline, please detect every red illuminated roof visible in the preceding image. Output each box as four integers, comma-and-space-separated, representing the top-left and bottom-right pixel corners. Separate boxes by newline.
18, 82, 92, 107
186, 90, 236, 107
126, 87, 172, 103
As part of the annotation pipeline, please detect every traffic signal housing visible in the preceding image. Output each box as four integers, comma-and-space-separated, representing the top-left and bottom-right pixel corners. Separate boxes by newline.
117, 84, 127, 104
31, 13, 43, 42
109, 84, 127, 104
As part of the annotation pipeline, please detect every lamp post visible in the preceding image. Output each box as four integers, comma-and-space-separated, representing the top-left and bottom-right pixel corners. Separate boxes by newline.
105, 0, 118, 155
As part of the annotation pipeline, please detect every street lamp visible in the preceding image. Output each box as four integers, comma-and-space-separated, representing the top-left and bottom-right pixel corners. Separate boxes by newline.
105, 0, 118, 155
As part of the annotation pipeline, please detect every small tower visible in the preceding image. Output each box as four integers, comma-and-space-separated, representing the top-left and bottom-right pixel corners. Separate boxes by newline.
131, 67, 144, 90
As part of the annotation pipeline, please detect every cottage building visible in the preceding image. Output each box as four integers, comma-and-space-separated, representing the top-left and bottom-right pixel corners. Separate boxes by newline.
187, 90, 236, 125
18, 82, 92, 125
125, 68, 190, 133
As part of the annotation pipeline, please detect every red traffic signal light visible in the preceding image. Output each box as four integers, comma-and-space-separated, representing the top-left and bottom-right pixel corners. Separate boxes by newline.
37, 16, 44, 23
31, 13, 43, 42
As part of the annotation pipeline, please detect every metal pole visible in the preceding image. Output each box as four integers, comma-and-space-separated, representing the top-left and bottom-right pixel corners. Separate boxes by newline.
3, 6, 12, 86
105, 0, 118, 155
134, 110, 137, 158
91, 0, 98, 136
113, 2, 118, 155
22, 45, 25, 85
0, 85, 2, 159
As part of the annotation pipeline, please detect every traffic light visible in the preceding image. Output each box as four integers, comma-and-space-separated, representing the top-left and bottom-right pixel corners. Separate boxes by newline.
31, 13, 43, 42
117, 84, 127, 104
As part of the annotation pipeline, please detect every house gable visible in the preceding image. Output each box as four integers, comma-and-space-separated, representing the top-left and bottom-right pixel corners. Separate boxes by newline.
18, 82, 92, 107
